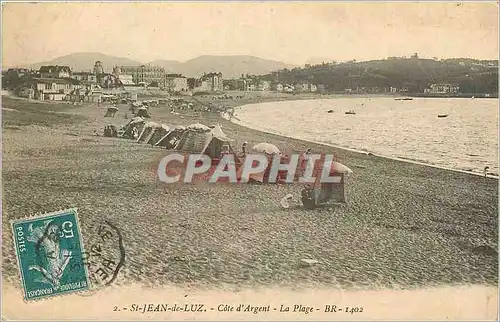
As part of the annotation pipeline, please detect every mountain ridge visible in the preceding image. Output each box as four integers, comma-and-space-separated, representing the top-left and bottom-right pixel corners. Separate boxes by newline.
19, 52, 296, 78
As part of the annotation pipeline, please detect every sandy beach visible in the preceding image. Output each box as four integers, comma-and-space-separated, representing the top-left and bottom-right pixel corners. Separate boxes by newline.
2, 93, 498, 320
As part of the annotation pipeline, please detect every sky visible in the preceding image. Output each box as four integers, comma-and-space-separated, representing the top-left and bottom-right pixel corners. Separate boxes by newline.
2, 1, 499, 67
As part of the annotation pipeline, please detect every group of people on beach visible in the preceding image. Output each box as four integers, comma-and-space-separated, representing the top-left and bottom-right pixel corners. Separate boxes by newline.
225, 140, 313, 168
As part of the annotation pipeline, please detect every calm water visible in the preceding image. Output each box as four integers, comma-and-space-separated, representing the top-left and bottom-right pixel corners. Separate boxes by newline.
233, 97, 499, 176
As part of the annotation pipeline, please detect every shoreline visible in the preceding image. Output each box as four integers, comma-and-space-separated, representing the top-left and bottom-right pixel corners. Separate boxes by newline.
221, 96, 498, 180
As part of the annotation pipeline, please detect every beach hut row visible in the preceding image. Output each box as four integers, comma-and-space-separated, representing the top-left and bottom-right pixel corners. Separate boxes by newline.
119, 118, 354, 188
120, 117, 236, 159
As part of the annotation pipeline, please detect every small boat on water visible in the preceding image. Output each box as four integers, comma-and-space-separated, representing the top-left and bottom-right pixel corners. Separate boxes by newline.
438, 114, 448, 118
327, 109, 334, 113
395, 97, 413, 101
345, 110, 356, 115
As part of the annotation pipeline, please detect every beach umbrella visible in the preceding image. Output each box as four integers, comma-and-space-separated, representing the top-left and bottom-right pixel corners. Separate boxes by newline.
323, 161, 353, 175
252, 142, 281, 155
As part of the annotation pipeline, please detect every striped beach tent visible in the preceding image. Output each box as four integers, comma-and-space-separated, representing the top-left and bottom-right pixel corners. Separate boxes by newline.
137, 122, 160, 143
146, 124, 170, 146
155, 125, 186, 149
121, 116, 145, 138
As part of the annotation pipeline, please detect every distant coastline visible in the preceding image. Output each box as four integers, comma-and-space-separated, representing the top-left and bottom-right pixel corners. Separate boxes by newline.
409, 92, 498, 99
310, 92, 498, 99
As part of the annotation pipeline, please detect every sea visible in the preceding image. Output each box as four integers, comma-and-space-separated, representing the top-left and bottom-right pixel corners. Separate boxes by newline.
231, 96, 499, 177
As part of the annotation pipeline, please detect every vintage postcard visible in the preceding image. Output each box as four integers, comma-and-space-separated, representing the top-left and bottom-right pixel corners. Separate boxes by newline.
2, 1, 498, 320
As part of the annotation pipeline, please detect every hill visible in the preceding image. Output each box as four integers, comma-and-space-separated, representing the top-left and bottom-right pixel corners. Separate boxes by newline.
147, 60, 183, 74
264, 57, 498, 94
172, 55, 295, 78
22, 53, 295, 78
26, 52, 142, 73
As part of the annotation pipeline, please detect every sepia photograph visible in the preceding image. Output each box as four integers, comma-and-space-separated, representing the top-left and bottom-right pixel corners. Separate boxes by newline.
1, 1, 499, 320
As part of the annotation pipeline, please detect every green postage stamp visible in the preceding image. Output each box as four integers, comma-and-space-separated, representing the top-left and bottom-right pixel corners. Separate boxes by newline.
11, 208, 90, 301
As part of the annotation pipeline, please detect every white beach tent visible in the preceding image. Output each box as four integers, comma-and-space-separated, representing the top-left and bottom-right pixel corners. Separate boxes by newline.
201, 124, 235, 158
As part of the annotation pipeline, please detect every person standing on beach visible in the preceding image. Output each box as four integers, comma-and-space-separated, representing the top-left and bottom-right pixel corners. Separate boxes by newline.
300, 148, 313, 175
219, 145, 231, 160
303, 148, 312, 162
242, 141, 248, 156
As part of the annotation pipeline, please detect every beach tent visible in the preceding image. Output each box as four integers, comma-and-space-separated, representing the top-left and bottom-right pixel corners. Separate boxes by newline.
136, 106, 150, 118
134, 121, 147, 137
175, 123, 235, 159
155, 125, 186, 149
129, 101, 142, 114
174, 123, 213, 153
146, 124, 170, 146
301, 160, 353, 207
252, 142, 281, 155
121, 117, 145, 138
202, 124, 236, 159
104, 106, 118, 117
137, 122, 160, 143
